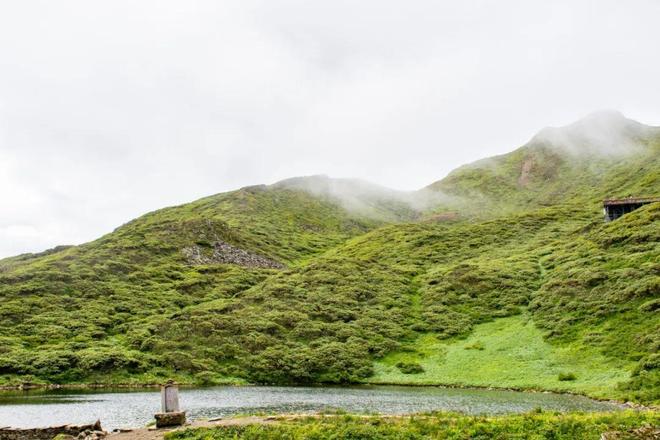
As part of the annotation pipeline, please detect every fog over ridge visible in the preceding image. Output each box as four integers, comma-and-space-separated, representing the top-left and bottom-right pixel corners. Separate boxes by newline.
529, 110, 656, 157
273, 174, 455, 219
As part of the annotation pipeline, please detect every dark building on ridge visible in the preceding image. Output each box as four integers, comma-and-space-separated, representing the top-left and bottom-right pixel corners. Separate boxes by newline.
603, 196, 660, 221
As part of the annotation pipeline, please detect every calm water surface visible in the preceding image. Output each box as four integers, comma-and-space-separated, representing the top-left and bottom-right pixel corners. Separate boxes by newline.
0, 385, 623, 431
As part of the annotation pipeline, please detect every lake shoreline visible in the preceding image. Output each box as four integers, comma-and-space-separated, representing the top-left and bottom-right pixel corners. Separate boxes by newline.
0, 381, 652, 411
360, 380, 651, 409
0, 384, 651, 432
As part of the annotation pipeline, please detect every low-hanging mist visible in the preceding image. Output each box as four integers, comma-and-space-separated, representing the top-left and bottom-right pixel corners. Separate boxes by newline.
271, 111, 659, 222
530, 110, 657, 157
273, 175, 457, 221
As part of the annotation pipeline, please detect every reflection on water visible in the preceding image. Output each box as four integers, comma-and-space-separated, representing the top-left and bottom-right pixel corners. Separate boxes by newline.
0, 385, 623, 431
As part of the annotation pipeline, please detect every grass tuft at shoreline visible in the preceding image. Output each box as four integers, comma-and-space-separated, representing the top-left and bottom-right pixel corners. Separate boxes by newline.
165, 411, 660, 440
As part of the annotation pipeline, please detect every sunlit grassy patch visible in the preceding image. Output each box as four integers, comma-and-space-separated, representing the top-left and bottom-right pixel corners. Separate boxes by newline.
369, 315, 632, 399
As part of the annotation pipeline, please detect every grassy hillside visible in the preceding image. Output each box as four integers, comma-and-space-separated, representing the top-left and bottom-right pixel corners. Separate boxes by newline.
427, 112, 659, 217
0, 113, 658, 404
184, 203, 653, 401
0, 185, 390, 385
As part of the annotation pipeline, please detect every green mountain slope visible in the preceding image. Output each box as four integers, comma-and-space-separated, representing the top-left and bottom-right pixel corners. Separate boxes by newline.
427, 111, 659, 217
0, 186, 391, 384
0, 112, 658, 403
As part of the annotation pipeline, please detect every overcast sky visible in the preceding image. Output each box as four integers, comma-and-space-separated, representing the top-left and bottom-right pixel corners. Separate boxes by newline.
1, 0, 660, 258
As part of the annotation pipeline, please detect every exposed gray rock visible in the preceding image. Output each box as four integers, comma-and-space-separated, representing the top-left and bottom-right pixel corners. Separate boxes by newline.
0, 421, 105, 440
600, 425, 660, 439
154, 411, 186, 428
182, 241, 284, 269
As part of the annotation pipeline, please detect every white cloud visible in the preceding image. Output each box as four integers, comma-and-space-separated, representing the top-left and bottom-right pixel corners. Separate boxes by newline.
1, 0, 659, 257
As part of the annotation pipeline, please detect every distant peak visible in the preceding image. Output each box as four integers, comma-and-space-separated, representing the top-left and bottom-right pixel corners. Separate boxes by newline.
272, 175, 387, 193
530, 110, 650, 156
568, 109, 644, 132
579, 109, 627, 123
273, 174, 332, 188
536, 110, 641, 136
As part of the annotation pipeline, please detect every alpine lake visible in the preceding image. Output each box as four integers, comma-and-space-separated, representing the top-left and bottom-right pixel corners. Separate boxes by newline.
0, 385, 624, 431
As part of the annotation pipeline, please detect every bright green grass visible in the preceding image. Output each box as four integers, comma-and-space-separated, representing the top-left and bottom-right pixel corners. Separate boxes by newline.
166, 411, 660, 440
368, 315, 632, 399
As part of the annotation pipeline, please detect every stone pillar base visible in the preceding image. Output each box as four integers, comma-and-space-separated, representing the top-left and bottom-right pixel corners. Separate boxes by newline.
154, 411, 186, 428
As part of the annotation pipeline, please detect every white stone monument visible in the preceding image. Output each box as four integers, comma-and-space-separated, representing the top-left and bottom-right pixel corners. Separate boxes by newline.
154, 381, 186, 428
161, 381, 180, 413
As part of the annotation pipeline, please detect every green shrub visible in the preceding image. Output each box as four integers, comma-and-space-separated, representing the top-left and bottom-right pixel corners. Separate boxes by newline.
558, 372, 577, 381
395, 361, 424, 374
464, 341, 485, 350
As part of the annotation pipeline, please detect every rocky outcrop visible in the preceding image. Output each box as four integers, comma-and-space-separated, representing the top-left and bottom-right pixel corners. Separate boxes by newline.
182, 241, 284, 269
518, 157, 534, 187
425, 212, 459, 222
600, 425, 660, 439
154, 412, 186, 428
0, 421, 106, 440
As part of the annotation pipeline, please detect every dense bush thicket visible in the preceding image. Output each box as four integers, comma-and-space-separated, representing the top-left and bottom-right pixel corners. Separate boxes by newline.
145, 206, 582, 386
152, 257, 416, 383
0, 187, 381, 384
